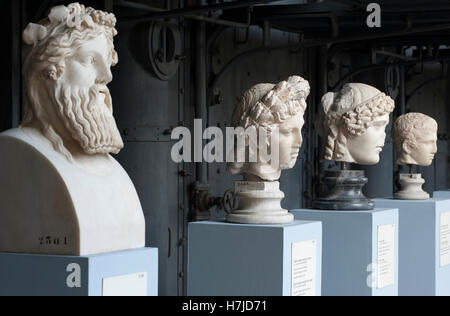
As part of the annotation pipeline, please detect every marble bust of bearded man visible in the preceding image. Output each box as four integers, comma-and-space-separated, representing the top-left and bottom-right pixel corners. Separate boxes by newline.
0, 3, 145, 256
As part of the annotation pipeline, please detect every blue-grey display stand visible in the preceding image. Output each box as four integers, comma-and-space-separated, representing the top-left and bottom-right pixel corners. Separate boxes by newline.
375, 198, 450, 296
187, 220, 322, 296
0, 248, 158, 296
434, 191, 450, 199
291, 208, 399, 296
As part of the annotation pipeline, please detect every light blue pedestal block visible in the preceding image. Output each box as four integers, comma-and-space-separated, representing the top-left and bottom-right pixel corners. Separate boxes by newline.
375, 198, 450, 296
292, 208, 399, 296
0, 248, 158, 296
434, 191, 450, 199
188, 220, 322, 296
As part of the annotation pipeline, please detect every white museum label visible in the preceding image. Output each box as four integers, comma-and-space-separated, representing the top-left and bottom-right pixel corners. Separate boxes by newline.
377, 224, 396, 289
235, 181, 279, 192
103, 272, 148, 297
291, 240, 317, 296
440, 212, 450, 268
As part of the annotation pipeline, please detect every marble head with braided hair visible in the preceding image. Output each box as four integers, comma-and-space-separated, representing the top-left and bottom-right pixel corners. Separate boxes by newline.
21, 2, 123, 162
319, 83, 395, 165
228, 76, 310, 181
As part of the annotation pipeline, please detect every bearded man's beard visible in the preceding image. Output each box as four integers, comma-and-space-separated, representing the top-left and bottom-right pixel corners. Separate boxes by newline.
52, 83, 124, 155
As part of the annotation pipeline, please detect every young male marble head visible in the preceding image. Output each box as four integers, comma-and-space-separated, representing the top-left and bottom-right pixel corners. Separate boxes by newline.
228, 76, 310, 181
393, 113, 438, 167
21, 2, 123, 162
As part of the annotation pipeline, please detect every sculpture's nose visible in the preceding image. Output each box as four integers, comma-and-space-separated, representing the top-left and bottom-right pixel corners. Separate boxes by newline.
432, 142, 438, 154
294, 129, 303, 147
96, 60, 113, 85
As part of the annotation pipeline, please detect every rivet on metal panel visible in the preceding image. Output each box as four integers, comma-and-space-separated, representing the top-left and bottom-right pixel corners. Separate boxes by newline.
179, 170, 192, 177
163, 127, 173, 135
178, 237, 187, 247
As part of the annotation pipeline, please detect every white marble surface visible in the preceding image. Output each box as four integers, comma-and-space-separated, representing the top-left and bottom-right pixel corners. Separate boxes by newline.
226, 76, 310, 224
393, 112, 438, 166
320, 83, 395, 165
0, 3, 145, 255
0, 128, 145, 255
226, 181, 293, 224
392, 113, 437, 200
395, 174, 430, 200
228, 76, 310, 181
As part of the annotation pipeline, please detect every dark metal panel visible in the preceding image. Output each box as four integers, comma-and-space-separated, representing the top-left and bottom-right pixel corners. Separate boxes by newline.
208, 26, 309, 212
109, 19, 181, 296
434, 140, 449, 190
11, 0, 23, 128
407, 63, 449, 194
280, 158, 304, 210
111, 21, 179, 127
0, 0, 13, 132
115, 142, 180, 296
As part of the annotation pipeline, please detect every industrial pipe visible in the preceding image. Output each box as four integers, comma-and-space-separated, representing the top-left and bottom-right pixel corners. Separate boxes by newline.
119, 0, 280, 22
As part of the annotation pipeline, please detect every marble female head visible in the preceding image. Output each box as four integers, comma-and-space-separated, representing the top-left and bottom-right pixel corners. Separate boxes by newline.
320, 83, 395, 165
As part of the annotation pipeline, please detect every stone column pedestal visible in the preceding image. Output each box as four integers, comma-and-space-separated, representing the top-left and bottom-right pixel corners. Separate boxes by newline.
226, 181, 294, 224
395, 173, 429, 200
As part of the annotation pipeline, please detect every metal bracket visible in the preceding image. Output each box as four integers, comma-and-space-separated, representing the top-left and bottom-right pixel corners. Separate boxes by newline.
190, 182, 238, 222
148, 21, 182, 81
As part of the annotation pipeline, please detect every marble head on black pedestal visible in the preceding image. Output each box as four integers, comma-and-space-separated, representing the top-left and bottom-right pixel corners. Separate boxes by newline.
320, 83, 395, 165
314, 83, 395, 210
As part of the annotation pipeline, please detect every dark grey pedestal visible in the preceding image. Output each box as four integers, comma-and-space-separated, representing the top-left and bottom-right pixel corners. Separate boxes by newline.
313, 170, 375, 211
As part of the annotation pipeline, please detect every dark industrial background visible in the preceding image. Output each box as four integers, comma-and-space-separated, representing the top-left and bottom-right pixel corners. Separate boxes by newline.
1, 0, 450, 295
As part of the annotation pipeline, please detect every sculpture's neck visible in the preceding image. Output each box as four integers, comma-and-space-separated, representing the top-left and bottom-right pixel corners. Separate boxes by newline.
397, 155, 417, 166
241, 162, 281, 182
334, 148, 356, 164
20, 126, 114, 176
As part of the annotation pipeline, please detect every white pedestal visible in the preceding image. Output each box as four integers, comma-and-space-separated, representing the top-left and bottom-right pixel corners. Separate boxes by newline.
395, 173, 429, 200
226, 181, 294, 224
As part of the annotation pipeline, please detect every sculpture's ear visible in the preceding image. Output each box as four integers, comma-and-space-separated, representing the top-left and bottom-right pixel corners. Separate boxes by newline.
402, 141, 412, 155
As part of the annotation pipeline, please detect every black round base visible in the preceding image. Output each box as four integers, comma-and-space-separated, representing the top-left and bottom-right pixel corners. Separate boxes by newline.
313, 170, 375, 211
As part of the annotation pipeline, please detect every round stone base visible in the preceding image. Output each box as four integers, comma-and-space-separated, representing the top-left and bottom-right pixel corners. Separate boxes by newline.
226, 181, 294, 224
313, 199, 375, 211
226, 211, 294, 225
395, 173, 430, 200
313, 170, 375, 211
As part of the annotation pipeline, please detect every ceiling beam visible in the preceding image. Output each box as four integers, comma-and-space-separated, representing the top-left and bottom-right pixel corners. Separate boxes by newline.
120, 0, 281, 22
